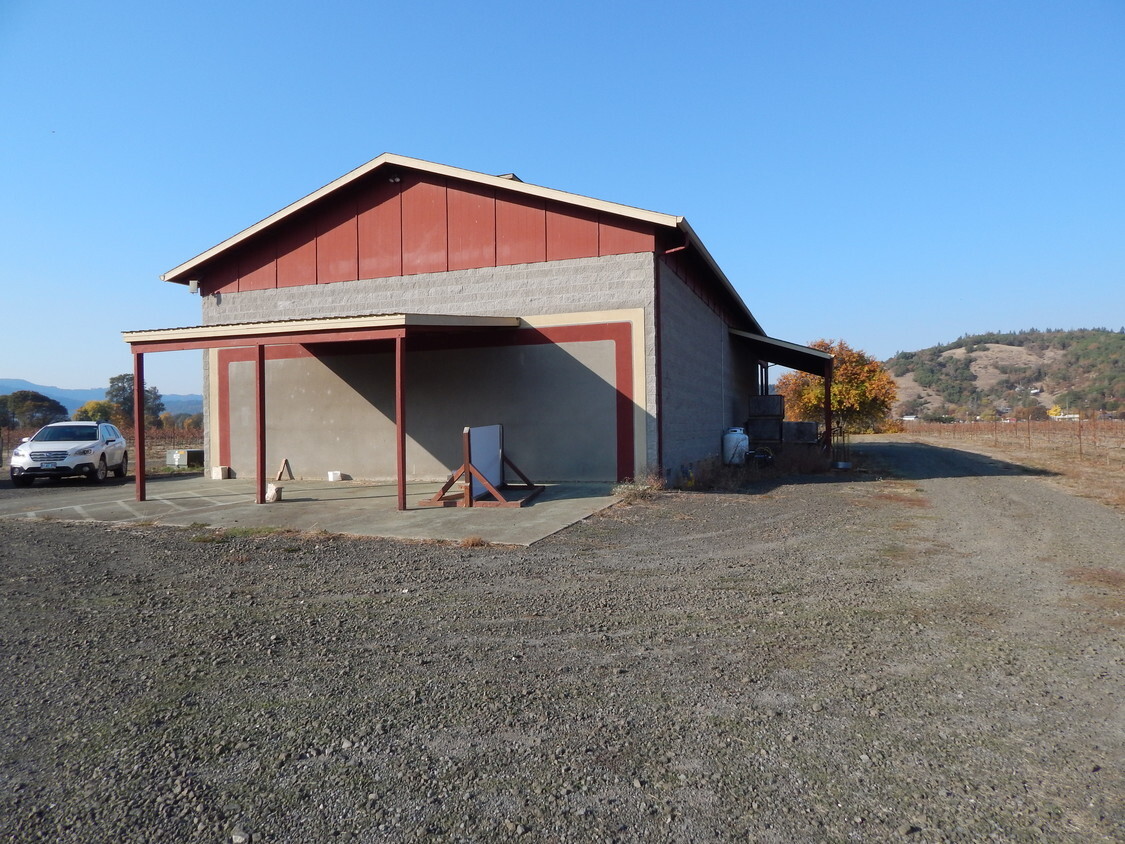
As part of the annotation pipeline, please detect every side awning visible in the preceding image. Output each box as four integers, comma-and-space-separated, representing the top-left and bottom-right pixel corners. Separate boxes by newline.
729, 330, 835, 444
728, 330, 833, 375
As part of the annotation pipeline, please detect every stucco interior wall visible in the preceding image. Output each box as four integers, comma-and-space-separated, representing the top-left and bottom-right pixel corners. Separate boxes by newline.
223, 339, 619, 482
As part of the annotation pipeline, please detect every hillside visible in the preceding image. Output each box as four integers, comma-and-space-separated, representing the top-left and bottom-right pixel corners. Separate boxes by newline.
885, 328, 1124, 419
0, 378, 202, 416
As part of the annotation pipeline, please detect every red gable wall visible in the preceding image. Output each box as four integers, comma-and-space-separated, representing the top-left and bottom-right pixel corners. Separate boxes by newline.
198, 171, 657, 295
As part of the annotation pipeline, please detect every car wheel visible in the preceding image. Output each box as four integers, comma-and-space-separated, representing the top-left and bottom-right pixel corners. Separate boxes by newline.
113, 452, 128, 479
90, 456, 108, 483
11, 473, 33, 488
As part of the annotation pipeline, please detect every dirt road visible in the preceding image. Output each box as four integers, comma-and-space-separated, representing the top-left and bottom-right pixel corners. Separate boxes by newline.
0, 438, 1121, 842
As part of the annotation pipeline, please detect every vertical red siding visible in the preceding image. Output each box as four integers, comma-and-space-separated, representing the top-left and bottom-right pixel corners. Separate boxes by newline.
238, 241, 276, 291
546, 202, 599, 261
496, 194, 546, 266
599, 218, 655, 255
276, 217, 318, 287
447, 183, 496, 271
206, 263, 239, 296
357, 180, 403, 280
196, 169, 661, 291
401, 175, 448, 275
317, 195, 359, 284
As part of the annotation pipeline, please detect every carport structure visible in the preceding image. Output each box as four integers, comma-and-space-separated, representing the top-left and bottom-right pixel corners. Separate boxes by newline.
731, 330, 835, 445
123, 313, 521, 509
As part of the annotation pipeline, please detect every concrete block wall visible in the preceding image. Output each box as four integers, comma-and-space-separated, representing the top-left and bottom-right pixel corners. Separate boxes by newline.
657, 261, 757, 480
201, 253, 656, 326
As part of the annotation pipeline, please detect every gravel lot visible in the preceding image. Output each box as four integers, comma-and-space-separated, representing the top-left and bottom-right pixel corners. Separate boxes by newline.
0, 438, 1121, 842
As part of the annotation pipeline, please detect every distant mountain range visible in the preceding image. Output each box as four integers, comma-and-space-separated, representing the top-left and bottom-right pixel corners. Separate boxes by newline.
885, 328, 1124, 418
0, 379, 203, 416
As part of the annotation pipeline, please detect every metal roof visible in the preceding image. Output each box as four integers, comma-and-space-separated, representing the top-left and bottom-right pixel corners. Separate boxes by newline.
122, 313, 522, 350
729, 330, 834, 375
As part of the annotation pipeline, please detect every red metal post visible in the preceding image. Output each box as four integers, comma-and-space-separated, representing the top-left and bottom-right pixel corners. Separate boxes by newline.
395, 334, 407, 510
255, 343, 266, 504
133, 352, 147, 501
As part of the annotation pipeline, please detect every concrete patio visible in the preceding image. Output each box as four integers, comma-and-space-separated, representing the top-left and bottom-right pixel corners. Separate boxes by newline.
0, 474, 621, 546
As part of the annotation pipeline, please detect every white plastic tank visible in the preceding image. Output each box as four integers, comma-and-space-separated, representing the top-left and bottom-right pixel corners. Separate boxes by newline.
722, 427, 749, 465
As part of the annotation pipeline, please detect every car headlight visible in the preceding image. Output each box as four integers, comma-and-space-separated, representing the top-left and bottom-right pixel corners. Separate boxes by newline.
12, 444, 28, 458
74, 447, 95, 456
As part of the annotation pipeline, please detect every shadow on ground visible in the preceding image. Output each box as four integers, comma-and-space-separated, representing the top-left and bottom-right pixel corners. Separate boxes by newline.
849, 439, 1060, 481
679, 438, 1059, 498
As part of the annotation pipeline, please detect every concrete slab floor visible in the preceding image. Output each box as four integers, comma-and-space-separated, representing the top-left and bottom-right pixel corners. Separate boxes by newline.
0, 475, 621, 546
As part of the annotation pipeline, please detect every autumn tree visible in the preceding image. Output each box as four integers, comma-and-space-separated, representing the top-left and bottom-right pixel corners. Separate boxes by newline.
74, 400, 117, 422
776, 339, 898, 432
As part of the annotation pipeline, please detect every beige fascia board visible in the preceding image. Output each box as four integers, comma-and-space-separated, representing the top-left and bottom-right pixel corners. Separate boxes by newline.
122, 313, 521, 344
161, 152, 682, 283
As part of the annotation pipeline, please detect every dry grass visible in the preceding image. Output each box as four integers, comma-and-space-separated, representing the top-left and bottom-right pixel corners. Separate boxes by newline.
870, 492, 931, 508
1064, 566, 1125, 625
680, 445, 831, 492
904, 421, 1125, 513
612, 471, 668, 504
1064, 566, 1125, 590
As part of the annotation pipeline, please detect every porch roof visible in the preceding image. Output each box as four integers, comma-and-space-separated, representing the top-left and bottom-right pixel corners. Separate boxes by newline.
729, 330, 833, 375
121, 313, 522, 353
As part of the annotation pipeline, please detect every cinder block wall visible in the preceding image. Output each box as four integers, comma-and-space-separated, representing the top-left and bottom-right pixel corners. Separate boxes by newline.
657, 261, 756, 481
202, 253, 655, 326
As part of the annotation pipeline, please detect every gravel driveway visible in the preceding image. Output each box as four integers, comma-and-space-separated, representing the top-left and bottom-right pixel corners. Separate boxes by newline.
0, 438, 1121, 842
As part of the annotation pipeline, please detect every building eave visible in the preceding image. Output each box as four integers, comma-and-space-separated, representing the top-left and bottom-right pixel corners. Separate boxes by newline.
122, 312, 522, 347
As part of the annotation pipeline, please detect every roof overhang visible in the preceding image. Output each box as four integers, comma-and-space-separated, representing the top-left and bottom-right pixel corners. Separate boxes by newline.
729, 330, 833, 375
122, 313, 522, 354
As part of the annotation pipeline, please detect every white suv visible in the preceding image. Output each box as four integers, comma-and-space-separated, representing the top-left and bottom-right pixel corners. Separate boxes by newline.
9, 421, 129, 487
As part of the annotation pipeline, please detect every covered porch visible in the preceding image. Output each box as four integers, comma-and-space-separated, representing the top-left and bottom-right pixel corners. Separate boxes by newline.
730, 330, 835, 448
123, 314, 526, 510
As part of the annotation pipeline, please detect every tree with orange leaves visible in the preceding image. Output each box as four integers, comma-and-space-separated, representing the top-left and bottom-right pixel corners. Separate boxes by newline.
775, 339, 897, 432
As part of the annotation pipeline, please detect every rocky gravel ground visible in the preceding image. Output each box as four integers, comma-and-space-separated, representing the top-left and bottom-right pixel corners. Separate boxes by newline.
0, 439, 1121, 842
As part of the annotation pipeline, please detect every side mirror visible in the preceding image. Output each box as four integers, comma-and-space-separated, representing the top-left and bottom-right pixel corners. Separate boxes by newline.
20, 437, 30, 443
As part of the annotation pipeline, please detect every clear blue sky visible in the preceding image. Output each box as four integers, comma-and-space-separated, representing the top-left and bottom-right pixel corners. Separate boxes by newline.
2, 0, 1122, 395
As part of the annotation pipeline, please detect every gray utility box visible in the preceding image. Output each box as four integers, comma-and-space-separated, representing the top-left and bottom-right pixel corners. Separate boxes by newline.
746, 418, 783, 442
783, 421, 818, 443
166, 449, 204, 468
747, 395, 784, 418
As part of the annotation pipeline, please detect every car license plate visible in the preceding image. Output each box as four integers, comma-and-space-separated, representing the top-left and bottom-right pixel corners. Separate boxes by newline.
41, 462, 56, 469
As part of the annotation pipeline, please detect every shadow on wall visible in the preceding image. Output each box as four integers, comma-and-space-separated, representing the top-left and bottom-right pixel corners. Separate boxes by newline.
223, 336, 642, 483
